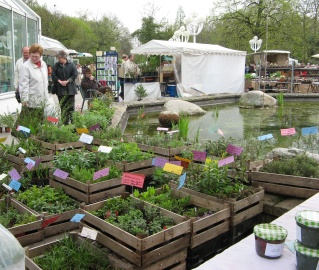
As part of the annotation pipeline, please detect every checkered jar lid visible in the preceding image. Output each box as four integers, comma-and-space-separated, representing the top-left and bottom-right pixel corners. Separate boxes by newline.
253, 223, 288, 241
295, 210, 319, 229
294, 241, 319, 258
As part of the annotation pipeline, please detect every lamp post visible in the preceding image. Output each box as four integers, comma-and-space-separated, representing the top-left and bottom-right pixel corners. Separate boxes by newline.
169, 26, 190, 42
183, 12, 205, 43
249, 36, 263, 92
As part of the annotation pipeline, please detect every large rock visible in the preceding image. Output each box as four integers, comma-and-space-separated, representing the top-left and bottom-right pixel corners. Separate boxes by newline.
164, 100, 206, 115
239, 90, 277, 108
266, 147, 319, 162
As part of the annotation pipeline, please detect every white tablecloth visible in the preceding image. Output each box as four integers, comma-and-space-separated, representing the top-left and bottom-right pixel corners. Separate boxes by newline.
195, 193, 319, 270
124, 82, 161, 101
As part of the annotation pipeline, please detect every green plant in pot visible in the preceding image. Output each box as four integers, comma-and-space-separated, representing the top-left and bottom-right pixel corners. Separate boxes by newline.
135, 84, 148, 101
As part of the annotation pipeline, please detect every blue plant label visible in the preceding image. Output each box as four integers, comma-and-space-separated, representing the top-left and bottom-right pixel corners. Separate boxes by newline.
177, 173, 186, 190
9, 180, 21, 191
17, 125, 31, 133
8, 169, 21, 181
302, 126, 318, 135
24, 158, 35, 164
70, 214, 85, 222
258, 134, 273, 141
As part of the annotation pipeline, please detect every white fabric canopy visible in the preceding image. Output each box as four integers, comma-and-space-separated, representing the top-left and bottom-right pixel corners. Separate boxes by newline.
124, 82, 161, 101
131, 40, 246, 95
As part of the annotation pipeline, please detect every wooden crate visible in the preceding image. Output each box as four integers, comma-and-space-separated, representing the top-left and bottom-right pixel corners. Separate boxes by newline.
170, 183, 264, 227
106, 158, 154, 172
12, 161, 53, 173
137, 143, 190, 158
25, 232, 110, 270
250, 171, 319, 199
0, 151, 54, 166
3, 197, 43, 246
137, 184, 231, 248
49, 170, 126, 204
30, 137, 84, 151
80, 196, 191, 268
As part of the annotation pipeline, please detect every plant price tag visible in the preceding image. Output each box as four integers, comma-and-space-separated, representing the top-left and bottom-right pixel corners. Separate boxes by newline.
16, 125, 30, 133
174, 156, 191, 163
80, 227, 98, 240
26, 162, 35, 170
177, 173, 186, 190
93, 167, 109, 181
157, 127, 169, 131
98, 146, 112, 153
258, 134, 273, 141
281, 128, 296, 136
24, 158, 35, 165
8, 169, 21, 181
70, 214, 85, 222
302, 126, 318, 135
0, 137, 7, 143
89, 123, 100, 132
18, 147, 26, 154
53, 169, 69, 180
9, 180, 21, 191
192, 150, 207, 162
0, 173, 7, 181
47, 116, 59, 123
2, 183, 12, 191
169, 160, 182, 166
226, 144, 243, 156
167, 130, 179, 134
121, 173, 145, 188
34, 158, 42, 166
218, 156, 234, 167
152, 157, 168, 168
79, 133, 94, 144
42, 215, 61, 228
205, 158, 212, 165
163, 163, 183, 175
76, 128, 89, 135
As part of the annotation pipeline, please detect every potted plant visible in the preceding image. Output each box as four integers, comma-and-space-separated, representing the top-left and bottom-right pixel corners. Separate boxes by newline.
134, 84, 148, 101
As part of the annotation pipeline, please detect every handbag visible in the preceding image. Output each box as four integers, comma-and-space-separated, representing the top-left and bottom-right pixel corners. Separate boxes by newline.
15, 90, 21, 103
51, 84, 57, 95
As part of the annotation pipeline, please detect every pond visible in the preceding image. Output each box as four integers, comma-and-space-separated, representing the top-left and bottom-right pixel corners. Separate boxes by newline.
125, 101, 319, 155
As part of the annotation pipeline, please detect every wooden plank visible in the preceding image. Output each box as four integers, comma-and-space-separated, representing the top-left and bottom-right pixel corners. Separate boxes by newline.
17, 231, 44, 247
124, 158, 153, 171
13, 162, 53, 173
25, 257, 42, 270
232, 188, 264, 213
89, 186, 126, 203
232, 203, 263, 226
89, 177, 122, 193
108, 253, 134, 270
251, 172, 319, 189
30, 137, 84, 151
191, 220, 230, 248
9, 220, 42, 236
252, 181, 318, 199
169, 261, 187, 270
44, 222, 79, 238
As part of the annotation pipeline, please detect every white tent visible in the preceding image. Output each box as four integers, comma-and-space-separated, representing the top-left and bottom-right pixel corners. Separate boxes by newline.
131, 40, 247, 95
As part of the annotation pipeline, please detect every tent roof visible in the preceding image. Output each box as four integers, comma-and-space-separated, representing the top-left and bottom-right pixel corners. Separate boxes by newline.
131, 40, 246, 56
262, 50, 290, 54
40, 35, 68, 56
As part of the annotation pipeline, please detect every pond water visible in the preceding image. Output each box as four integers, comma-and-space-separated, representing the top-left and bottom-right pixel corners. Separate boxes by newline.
125, 101, 319, 153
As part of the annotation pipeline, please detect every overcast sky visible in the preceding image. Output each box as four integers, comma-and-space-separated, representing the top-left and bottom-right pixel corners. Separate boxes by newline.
35, 0, 217, 33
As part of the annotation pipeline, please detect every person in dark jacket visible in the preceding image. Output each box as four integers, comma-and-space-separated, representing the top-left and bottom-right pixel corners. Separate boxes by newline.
81, 68, 112, 98
52, 50, 78, 125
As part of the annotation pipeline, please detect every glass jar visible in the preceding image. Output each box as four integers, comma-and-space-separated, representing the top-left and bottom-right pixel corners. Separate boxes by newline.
294, 241, 319, 270
253, 223, 288, 259
296, 210, 319, 249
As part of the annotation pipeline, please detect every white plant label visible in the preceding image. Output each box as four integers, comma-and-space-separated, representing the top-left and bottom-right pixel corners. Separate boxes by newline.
0, 173, 7, 181
296, 225, 301, 242
265, 243, 284, 257
80, 227, 98, 240
98, 146, 112, 153
18, 147, 26, 154
79, 133, 93, 144
2, 183, 12, 191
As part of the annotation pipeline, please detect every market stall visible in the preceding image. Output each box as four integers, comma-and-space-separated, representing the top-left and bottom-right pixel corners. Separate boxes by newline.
131, 40, 247, 96
124, 82, 161, 101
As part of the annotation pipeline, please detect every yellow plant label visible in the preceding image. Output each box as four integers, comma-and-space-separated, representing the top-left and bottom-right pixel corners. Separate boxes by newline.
174, 155, 191, 163
163, 163, 183, 175
205, 158, 212, 165
76, 128, 89, 134
0, 137, 7, 142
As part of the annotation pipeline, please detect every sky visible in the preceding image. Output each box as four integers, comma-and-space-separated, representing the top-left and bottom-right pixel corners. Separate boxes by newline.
35, 0, 217, 33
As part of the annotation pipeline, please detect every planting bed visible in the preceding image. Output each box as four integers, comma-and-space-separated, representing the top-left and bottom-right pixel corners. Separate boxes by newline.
80, 195, 191, 269
30, 137, 85, 151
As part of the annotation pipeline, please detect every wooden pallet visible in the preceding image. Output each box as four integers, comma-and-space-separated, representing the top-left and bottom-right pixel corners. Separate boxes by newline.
49, 173, 126, 204
137, 143, 190, 158
30, 137, 84, 151
3, 197, 43, 246
80, 196, 191, 268
141, 183, 230, 248
170, 183, 264, 227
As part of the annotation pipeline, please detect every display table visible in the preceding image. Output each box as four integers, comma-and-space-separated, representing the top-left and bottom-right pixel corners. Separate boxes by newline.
124, 82, 161, 101
195, 192, 319, 270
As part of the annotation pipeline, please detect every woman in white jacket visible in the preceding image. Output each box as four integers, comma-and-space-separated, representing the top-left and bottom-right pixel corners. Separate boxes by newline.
16, 44, 49, 130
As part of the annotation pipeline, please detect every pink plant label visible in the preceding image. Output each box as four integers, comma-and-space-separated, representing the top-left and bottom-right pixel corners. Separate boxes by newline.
35, 158, 42, 166
89, 123, 101, 132
121, 172, 145, 188
8, 169, 21, 181
218, 156, 235, 167
192, 150, 207, 162
26, 162, 35, 170
169, 160, 182, 166
218, 128, 224, 137
93, 167, 110, 181
53, 169, 69, 180
152, 157, 169, 168
226, 144, 243, 156
281, 128, 296, 136
47, 116, 59, 123
42, 215, 61, 228
157, 127, 169, 131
